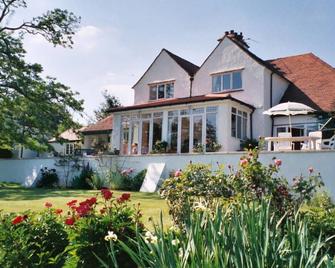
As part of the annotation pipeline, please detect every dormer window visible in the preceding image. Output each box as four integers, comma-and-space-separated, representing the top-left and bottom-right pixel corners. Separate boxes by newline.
212, 70, 242, 93
149, 82, 174, 100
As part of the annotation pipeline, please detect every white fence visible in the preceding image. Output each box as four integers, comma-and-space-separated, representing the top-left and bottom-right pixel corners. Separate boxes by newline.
0, 151, 335, 197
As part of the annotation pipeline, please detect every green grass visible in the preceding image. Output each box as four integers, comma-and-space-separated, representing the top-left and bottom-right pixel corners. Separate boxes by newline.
0, 182, 171, 227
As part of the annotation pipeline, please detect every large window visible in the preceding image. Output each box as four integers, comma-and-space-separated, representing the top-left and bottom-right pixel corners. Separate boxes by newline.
180, 110, 190, 153
212, 71, 242, 92
153, 112, 163, 146
149, 82, 174, 100
121, 117, 130, 155
206, 107, 217, 151
65, 143, 74, 155
231, 108, 248, 140
167, 111, 178, 153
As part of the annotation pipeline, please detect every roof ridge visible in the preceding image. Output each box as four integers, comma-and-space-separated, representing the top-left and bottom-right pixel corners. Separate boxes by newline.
266, 52, 313, 62
163, 48, 200, 76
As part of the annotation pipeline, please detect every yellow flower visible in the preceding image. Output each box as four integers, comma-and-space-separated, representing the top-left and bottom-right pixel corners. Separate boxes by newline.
104, 231, 118, 242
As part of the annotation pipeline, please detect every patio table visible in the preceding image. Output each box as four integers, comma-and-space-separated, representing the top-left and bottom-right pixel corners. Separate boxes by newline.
264, 136, 319, 151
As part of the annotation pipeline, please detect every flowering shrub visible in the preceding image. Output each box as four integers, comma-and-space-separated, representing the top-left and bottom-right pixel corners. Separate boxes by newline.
0, 208, 68, 267
35, 167, 59, 188
161, 148, 324, 225
66, 189, 143, 268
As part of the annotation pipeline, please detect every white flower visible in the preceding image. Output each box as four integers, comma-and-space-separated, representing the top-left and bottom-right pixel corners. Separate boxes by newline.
193, 202, 209, 212
178, 247, 184, 258
172, 239, 179, 246
144, 231, 158, 244
104, 231, 118, 242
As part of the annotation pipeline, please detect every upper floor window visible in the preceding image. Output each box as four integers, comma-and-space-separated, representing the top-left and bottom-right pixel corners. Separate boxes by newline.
212, 70, 242, 93
149, 82, 174, 100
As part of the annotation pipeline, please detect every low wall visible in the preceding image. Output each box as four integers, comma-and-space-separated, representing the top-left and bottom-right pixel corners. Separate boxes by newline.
0, 151, 334, 197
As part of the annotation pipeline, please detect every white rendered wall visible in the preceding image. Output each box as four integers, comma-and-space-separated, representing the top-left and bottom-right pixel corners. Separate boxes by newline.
133, 50, 191, 104
1, 151, 335, 198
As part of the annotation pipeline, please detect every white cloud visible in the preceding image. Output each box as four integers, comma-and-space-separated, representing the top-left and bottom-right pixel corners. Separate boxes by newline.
74, 25, 102, 51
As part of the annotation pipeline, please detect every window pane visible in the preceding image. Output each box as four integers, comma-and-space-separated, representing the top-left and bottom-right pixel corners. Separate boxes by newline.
237, 116, 242, 139
223, 74, 231, 90
158, 85, 165, 99
131, 121, 139, 154
153, 112, 163, 118
206, 106, 217, 113
141, 120, 150, 154
181, 117, 190, 153
121, 121, 130, 155
193, 115, 203, 148
167, 117, 178, 153
206, 113, 217, 152
242, 117, 247, 139
153, 117, 163, 146
231, 113, 236, 137
192, 108, 204, 114
180, 109, 190, 116
149, 86, 157, 100
232, 71, 242, 89
166, 83, 174, 98
212, 75, 221, 92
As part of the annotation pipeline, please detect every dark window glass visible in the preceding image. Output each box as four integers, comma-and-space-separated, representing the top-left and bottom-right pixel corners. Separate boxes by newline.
231, 113, 236, 137
166, 83, 174, 98
181, 117, 190, 153
223, 74, 231, 90
206, 113, 217, 152
153, 117, 163, 145
167, 116, 178, 153
212, 76, 221, 92
141, 120, 150, 154
193, 115, 203, 148
232, 71, 242, 89
149, 86, 157, 100
158, 85, 165, 99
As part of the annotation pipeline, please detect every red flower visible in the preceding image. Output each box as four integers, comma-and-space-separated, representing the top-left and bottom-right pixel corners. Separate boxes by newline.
12, 215, 24, 225
45, 202, 52, 208
76, 203, 91, 217
67, 200, 77, 208
117, 193, 131, 203
274, 159, 282, 167
87, 197, 97, 206
101, 189, 113, 200
65, 217, 75, 225
55, 209, 63, 215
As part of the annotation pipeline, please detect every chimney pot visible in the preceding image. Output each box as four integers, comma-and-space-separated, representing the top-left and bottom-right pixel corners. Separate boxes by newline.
230, 30, 234, 34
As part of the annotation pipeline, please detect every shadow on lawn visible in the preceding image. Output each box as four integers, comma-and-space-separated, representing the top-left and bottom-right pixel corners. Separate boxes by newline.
0, 186, 162, 201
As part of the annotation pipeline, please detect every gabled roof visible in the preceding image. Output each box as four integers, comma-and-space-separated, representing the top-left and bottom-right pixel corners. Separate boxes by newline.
132, 49, 199, 88
109, 93, 254, 113
163, 49, 199, 76
81, 115, 113, 134
267, 53, 335, 112
49, 129, 81, 143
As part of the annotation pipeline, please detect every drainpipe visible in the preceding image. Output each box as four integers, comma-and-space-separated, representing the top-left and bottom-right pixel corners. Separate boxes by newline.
189, 76, 194, 97
250, 109, 254, 139
270, 72, 274, 137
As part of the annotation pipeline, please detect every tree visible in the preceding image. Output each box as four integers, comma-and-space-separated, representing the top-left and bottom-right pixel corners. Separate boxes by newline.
94, 90, 121, 121
0, 0, 83, 152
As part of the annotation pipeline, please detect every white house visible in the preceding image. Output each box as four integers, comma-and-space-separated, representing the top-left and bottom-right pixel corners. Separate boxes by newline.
109, 30, 335, 155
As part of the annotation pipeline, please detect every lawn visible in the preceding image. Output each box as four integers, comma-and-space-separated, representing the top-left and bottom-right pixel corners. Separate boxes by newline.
0, 182, 171, 227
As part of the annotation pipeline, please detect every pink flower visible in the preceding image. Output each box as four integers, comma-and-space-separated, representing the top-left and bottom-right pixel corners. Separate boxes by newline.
117, 193, 131, 203
12, 215, 24, 225
274, 159, 282, 167
174, 170, 182, 177
55, 209, 63, 215
308, 166, 314, 173
240, 159, 248, 167
45, 202, 52, 208
67, 200, 77, 208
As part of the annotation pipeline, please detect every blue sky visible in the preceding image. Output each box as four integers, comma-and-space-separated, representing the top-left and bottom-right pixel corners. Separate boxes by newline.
12, 0, 335, 123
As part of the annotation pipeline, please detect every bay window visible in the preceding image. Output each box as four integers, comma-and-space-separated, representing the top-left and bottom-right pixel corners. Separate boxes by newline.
206, 106, 218, 151
231, 108, 248, 140
212, 70, 242, 92
149, 82, 174, 100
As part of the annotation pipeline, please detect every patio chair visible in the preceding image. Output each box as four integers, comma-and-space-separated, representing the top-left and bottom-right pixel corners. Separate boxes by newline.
301, 131, 322, 150
321, 134, 335, 149
274, 132, 293, 151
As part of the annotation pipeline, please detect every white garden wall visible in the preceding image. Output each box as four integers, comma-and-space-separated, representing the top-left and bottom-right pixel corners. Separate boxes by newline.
1, 151, 335, 197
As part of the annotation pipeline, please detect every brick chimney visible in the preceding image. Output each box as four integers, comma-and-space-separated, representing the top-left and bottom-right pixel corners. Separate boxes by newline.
218, 30, 249, 49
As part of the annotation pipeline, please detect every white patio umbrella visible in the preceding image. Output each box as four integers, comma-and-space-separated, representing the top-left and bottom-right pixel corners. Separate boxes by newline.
263, 102, 316, 132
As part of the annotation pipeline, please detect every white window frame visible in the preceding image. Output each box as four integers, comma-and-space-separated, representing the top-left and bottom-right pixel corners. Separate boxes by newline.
212, 70, 242, 93
65, 143, 74, 155
149, 82, 174, 100
231, 107, 248, 140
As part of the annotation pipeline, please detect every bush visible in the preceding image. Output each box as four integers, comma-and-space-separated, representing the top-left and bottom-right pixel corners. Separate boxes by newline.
71, 162, 94, 189
35, 167, 59, 188
0, 149, 13, 159
122, 169, 147, 191
161, 148, 324, 225
103, 200, 334, 267
0, 208, 68, 267
66, 190, 143, 268
151, 140, 168, 154
240, 138, 258, 150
